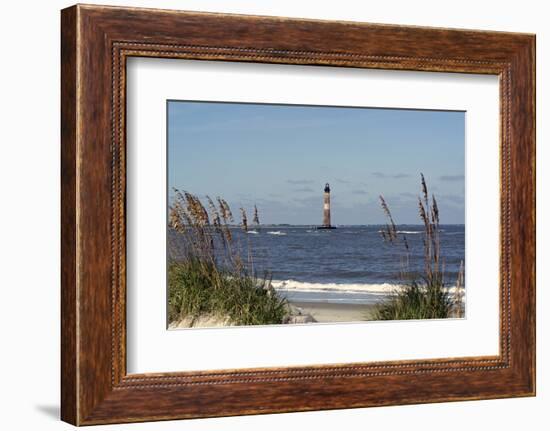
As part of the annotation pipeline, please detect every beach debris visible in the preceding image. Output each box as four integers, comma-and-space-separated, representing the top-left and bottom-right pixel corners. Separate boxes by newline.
283, 314, 317, 324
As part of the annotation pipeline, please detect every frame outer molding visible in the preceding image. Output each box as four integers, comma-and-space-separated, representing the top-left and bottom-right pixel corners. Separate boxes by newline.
61, 5, 78, 424
61, 4, 535, 426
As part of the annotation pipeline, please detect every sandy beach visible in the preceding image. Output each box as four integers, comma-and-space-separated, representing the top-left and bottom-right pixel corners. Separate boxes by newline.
169, 302, 380, 328
291, 301, 378, 323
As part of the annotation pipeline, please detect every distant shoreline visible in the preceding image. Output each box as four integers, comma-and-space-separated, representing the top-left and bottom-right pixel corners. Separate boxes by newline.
190, 223, 466, 228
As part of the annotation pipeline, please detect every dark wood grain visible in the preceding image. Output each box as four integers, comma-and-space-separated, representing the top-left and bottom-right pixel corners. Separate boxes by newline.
60, 5, 77, 425
61, 4, 535, 425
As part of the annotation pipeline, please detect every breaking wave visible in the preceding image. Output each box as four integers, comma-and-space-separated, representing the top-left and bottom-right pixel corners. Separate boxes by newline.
271, 279, 404, 295
271, 279, 464, 296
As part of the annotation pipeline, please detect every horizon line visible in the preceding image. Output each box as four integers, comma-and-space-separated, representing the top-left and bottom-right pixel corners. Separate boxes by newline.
173, 223, 466, 227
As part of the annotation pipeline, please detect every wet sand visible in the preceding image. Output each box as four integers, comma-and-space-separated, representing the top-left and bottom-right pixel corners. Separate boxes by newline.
291, 301, 378, 323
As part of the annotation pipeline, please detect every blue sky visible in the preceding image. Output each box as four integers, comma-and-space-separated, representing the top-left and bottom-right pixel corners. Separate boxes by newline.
168, 101, 465, 225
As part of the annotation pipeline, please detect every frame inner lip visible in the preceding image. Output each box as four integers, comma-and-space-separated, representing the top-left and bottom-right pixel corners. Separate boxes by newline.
114, 43, 512, 383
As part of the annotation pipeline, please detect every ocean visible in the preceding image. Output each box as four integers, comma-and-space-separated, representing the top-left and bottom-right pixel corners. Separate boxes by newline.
169, 225, 465, 306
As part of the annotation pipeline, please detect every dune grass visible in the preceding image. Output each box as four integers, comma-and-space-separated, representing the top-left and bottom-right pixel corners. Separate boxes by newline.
167, 190, 288, 327
374, 174, 462, 320
372, 280, 452, 320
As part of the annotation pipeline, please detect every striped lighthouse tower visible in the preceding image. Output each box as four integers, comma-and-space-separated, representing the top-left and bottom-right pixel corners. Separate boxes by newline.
317, 183, 336, 229
323, 183, 331, 227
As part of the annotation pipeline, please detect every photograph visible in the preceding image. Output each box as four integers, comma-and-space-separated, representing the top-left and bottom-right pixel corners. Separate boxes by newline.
167, 101, 466, 328
47, 2, 537, 426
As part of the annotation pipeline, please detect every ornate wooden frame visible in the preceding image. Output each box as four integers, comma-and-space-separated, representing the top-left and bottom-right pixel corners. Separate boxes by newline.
61, 4, 535, 425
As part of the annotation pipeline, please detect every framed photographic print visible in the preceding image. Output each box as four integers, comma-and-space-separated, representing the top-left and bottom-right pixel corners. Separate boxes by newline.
61, 4, 535, 425
164, 100, 466, 330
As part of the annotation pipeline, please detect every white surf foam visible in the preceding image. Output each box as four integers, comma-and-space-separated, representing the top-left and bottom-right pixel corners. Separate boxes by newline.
267, 231, 287, 236
377, 230, 422, 235
271, 279, 465, 297
271, 279, 404, 295
377, 230, 448, 234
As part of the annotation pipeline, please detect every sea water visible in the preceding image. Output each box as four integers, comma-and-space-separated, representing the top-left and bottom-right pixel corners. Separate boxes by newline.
170, 225, 465, 305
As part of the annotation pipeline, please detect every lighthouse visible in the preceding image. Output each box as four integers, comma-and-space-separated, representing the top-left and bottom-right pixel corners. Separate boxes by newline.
317, 183, 336, 229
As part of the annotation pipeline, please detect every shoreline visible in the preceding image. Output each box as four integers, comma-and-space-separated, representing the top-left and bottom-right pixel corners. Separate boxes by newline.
290, 301, 378, 323
169, 302, 379, 329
